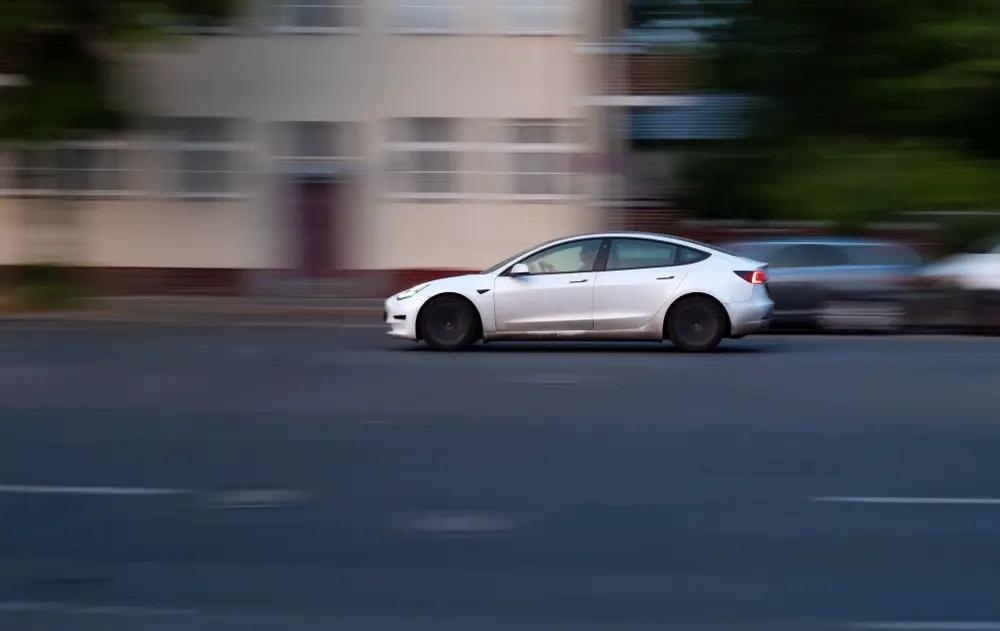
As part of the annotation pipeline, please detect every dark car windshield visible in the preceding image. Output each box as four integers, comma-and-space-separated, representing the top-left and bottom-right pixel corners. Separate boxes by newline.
481, 244, 543, 274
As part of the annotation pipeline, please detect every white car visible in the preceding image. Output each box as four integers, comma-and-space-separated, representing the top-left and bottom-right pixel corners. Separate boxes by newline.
384, 232, 773, 352
919, 240, 1000, 292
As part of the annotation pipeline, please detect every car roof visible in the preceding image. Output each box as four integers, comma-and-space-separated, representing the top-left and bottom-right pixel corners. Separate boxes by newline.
545, 231, 730, 251
727, 237, 902, 247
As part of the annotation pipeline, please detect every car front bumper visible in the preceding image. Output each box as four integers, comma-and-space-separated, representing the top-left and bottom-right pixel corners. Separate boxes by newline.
384, 297, 421, 340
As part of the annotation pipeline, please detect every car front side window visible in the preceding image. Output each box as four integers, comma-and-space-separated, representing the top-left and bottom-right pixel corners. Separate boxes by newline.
518, 239, 603, 275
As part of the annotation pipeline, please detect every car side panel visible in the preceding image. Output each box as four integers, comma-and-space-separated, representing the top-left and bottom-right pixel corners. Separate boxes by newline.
384, 274, 497, 340
593, 267, 687, 330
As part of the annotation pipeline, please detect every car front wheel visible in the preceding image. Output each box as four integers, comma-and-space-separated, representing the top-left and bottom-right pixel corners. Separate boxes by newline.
419, 295, 479, 351
667, 296, 726, 352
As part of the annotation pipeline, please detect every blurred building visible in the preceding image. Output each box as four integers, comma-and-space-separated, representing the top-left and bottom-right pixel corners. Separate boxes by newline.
587, 0, 748, 233
0, 1, 623, 294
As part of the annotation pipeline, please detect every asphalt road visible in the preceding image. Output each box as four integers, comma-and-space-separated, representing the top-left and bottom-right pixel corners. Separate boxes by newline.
1, 323, 999, 630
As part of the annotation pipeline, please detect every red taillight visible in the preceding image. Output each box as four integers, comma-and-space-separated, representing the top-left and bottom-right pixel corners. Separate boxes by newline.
735, 270, 768, 284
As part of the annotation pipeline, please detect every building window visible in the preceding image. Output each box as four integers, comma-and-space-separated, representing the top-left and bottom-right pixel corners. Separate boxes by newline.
168, 14, 239, 34
1, 142, 141, 197
272, 120, 361, 180
505, 119, 581, 199
277, 121, 340, 158
386, 118, 461, 198
271, 0, 361, 31
160, 118, 246, 198
393, 0, 456, 32
502, 0, 571, 34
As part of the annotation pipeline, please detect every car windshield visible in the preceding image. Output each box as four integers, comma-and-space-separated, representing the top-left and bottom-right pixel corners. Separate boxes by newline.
481, 243, 543, 274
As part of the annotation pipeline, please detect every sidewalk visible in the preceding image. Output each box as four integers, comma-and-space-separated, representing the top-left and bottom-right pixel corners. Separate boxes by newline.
0, 296, 385, 325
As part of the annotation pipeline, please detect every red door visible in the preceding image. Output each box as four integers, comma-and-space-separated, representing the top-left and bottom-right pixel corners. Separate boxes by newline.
297, 180, 337, 277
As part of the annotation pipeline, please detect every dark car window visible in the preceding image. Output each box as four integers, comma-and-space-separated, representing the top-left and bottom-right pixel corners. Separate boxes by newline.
518, 239, 603, 275
848, 244, 921, 266
726, 242, 785, 262
606, 239, 678, 271
676, 246, 710, 265
769, 244, 848, 268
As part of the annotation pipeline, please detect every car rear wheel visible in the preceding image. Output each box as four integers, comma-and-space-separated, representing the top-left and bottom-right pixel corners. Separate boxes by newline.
667, 296, 726, 352
419, 295, 478, 351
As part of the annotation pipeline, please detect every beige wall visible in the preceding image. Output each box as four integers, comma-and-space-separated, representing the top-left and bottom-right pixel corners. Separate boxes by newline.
353, 201, 606, 270
0, 197, 278, 268
1, 3, 608, 272
0, 202, 19, 265
129, 36, 585, 121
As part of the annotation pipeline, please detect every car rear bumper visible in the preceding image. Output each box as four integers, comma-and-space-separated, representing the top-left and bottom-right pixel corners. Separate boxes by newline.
728, 296, 774, 337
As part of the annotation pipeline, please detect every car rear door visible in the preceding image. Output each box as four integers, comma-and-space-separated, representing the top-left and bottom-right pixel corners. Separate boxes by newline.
592, 238, 688, 330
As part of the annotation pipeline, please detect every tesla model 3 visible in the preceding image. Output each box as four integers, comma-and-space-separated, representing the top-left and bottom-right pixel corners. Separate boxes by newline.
384, 232, 773, 352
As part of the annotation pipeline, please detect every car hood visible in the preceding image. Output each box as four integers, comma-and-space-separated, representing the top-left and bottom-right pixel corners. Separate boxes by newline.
419, 273, 489, 293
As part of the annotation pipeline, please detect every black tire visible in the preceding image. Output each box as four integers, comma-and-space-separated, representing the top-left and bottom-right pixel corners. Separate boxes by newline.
666, 296, 726, 352
419, 295, 479, 351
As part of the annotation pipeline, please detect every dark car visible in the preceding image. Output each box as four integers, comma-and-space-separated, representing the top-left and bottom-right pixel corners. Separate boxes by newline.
725, 238, 922, 330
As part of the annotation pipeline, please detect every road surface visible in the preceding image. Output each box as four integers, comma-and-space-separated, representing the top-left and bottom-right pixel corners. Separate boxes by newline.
1, 323, 999, 630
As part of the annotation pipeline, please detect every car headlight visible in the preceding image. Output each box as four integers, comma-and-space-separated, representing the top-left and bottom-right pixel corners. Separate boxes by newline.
395, 282, 431, 301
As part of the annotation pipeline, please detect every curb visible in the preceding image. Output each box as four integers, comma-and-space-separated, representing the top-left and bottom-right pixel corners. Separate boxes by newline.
0, 306, 384, 324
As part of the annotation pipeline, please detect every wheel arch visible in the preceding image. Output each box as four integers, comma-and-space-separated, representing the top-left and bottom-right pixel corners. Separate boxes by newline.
663, 292, 732, 339
415, 292, 484, 342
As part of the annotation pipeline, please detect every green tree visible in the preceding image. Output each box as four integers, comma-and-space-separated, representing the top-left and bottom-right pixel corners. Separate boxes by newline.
691, 0, 1000, 223
0, 0, 237, 141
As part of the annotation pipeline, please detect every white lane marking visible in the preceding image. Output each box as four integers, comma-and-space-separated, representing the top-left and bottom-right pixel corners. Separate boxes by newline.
202, 489, 310, 509
506, 373, 583, 386
402, 511, 519, 534
0, 484, 310, 509
0, 485, 191, 496
850, 623, 1000, 630
813, 496, 1000, 505
0, 601, 196, 616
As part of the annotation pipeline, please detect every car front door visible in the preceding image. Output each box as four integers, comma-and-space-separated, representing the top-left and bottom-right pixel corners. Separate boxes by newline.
593, 238, 688, 330
493, 239, 604, 331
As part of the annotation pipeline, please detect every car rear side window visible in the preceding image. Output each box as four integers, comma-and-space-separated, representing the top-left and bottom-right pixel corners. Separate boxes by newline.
606, 239, 678, 271
676, 246, 710, 265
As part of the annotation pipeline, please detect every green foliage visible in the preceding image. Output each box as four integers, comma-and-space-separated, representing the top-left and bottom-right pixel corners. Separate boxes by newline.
759, 140, 1000, 226
9, 264, 86, 310
938, 215, 1000, 254
691, 0, 1000, 221
0, 0, 238, 142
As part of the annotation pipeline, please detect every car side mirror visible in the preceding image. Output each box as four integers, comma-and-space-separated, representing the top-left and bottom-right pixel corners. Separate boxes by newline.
509, 263, 530, 277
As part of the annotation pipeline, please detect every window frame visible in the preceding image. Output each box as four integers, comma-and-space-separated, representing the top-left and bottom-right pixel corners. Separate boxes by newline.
390, 0, 461, 34
500, 0, 574, 36
0, 140, 146, 198
501, 119, 584, 202
500, 237, 607, 277
156, 118, 250, 200
268, 0, 363, 33
601, 237, 709, 272
384, 118, 467, 200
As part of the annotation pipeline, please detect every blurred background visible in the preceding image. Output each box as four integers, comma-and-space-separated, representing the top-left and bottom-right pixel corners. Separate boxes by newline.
3, 4, 1000, 631
0, 0, 997, 330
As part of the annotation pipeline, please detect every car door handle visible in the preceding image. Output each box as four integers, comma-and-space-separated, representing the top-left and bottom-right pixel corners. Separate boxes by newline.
569, 279, 589, 284
656, 276, 675, 280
